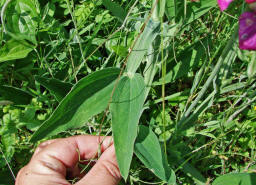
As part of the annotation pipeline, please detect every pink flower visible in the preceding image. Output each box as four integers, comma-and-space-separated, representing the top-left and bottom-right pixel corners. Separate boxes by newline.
218, 0, 256, 11
218, 0, 234, 11
245, 0, 256, 3
239, 12, 256, 50
217, 0, 256, 50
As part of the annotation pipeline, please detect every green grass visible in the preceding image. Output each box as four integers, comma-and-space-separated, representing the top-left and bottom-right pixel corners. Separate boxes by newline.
0, 0, 256, 184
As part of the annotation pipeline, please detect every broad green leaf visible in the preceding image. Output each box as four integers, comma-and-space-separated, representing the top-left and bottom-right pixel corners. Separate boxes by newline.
126, 19, 160, 74
0, 85, 33, 105
0, 40, 35, 63
212, 173, 256, 185
102, 0, 126, 22
110, 73, 145, 180
31, 68, 120, 142
5, 0, 39, 43
134, 125, 176, 184
35, 76, 73, 102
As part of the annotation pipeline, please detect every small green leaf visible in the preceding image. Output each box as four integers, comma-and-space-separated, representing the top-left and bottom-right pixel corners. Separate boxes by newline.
0, 85, 33, 105
5, 0, 39, 43
0, 40, 35, 63
134, 125, 176, 184
212, 173, 256, 185
110, 74, 145, 180
31, 68, 120, 142
111, 45, 128, 57
35, 76, 73, 102
102, 0, 126, 22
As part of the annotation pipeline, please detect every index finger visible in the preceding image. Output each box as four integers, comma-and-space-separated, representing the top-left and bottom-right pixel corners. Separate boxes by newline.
31, 135, 113, 170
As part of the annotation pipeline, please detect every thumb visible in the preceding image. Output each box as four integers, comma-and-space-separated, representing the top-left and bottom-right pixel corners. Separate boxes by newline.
76, 144, 121, 185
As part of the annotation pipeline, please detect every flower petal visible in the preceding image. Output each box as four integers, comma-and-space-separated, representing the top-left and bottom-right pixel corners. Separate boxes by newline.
218, 0, 234, 11
245, 0, 256, 4
239, 12, 256, 50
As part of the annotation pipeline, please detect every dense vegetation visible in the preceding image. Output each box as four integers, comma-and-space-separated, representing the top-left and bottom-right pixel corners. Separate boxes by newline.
0, 0, 256, 184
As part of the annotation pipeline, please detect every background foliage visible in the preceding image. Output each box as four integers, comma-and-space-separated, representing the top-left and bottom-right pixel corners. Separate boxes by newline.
0, 0, 256, 184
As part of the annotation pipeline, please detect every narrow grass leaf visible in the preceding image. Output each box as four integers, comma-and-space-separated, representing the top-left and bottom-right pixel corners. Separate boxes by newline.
35, 76, 73, 102
134, 125, 176, 184
110, 73, 145, 180
178, 29, 238, 128
220, 82, 246, 94
154, 90, 190, 104
31, 68, 120, 142
179, 162, 207, 185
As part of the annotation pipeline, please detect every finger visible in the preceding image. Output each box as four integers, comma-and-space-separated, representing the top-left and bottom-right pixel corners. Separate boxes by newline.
33, 139, 58, 156
32, 135, 112, 170
76, 144, 121, 185
16, 135, 113, 185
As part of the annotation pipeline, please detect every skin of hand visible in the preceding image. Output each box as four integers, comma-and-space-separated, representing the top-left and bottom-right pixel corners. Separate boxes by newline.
15, 135, 121, 185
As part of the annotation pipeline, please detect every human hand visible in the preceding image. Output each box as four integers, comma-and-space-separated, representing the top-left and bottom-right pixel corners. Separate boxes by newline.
15, 135, 121, 185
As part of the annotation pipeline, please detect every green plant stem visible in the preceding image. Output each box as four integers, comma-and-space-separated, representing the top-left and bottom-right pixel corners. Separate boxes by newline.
0, 145, 16, 181
65, 0, 90, 75
160, 19, 167, 156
